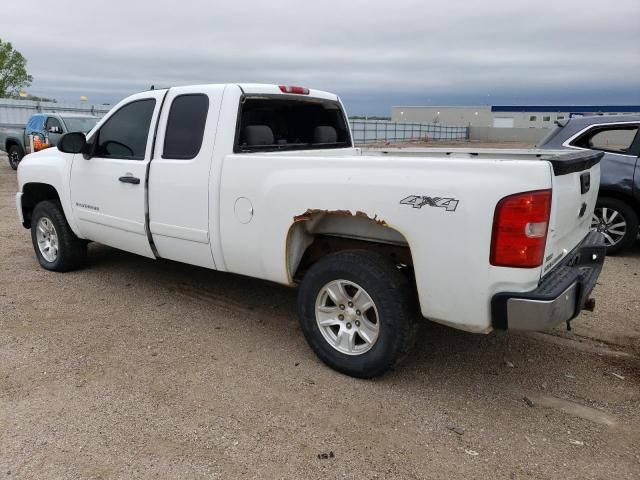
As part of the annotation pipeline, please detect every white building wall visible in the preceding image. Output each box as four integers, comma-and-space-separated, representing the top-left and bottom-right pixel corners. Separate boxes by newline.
391, 106, 640, 129
391, 106, 491, 126
508, 112, 569, 128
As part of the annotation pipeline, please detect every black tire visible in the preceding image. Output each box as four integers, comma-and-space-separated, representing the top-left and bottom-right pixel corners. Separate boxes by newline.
8, 144, 23, 170
592, 197, 639, 255
30, 200, 87, 272
297, 250, 418, 378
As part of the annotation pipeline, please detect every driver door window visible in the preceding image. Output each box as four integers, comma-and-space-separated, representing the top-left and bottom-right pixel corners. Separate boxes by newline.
93, 99, 156, 160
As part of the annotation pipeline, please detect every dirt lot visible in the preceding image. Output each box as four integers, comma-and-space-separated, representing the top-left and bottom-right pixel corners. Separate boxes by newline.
0, 153, 639, 479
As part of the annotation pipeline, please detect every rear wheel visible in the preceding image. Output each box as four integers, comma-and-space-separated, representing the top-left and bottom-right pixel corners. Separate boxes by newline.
8, 145, 23, 170
591, 197, 638, 254
30, 201, 87, 271
297, 250, 417, 378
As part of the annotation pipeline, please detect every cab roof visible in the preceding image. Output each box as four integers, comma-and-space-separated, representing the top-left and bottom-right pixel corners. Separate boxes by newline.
145, 84, 339, 101
238, 84, 338, 101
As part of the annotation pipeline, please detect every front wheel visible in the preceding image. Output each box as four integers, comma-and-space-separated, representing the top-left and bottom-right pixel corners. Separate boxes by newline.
297, 250, 417, 378
8, 145, 23, 170
30, 200, 87, 272
591, 197, 638, 255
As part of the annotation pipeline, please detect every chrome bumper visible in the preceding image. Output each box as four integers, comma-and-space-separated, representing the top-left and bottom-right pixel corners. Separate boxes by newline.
492, 231, 606, 331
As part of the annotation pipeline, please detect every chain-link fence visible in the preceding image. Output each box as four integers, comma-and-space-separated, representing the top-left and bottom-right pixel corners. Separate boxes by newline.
0, 98, 111, 129
349, 119, 468, 145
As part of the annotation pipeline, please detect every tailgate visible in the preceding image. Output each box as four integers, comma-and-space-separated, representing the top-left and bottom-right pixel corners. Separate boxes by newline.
541, 150, 603, 275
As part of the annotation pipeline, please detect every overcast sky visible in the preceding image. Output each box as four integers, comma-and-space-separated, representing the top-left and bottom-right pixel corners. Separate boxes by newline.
4, 0, 639, 114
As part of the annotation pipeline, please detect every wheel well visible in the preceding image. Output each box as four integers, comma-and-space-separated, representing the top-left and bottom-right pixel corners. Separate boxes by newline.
5, 139, 24, 154
287, 210, 415, 286
598, 190, 640, 218
20, 183, 61, 228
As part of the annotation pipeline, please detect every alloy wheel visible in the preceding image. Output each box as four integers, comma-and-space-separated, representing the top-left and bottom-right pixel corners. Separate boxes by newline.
315, 279, 380, 355
591, 207, 627, 247
36, 217, 59, 262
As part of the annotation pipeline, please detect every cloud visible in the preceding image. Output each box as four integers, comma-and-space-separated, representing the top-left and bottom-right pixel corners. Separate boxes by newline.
3, 0, 639, 114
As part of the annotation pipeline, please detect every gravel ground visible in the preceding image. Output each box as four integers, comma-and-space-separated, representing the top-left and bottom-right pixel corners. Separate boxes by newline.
0, 153, 639, 479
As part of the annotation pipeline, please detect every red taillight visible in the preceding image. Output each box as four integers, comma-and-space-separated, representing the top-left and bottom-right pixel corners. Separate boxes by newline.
279, 85, 309, 95
490, 189, 552, 268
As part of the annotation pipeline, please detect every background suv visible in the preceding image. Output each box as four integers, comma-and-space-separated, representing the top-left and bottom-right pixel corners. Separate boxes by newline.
539, 115, 640, 253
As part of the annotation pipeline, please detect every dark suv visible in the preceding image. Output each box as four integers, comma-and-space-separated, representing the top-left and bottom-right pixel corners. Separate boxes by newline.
0, 113, 98, 170
539, 115, 640, 254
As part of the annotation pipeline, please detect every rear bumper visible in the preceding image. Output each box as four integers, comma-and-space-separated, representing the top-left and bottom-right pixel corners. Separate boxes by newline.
492, 231, 606, 331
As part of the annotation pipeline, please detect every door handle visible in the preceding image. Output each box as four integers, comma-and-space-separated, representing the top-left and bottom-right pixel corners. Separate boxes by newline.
118, 175, 140, 185
580, 172, 590, 194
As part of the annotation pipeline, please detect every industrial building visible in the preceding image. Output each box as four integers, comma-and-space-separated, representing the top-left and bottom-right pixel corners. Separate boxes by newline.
391, 105, 640, 128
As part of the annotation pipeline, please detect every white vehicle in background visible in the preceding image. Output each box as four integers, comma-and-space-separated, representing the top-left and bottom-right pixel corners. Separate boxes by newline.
15, 84, 606, 378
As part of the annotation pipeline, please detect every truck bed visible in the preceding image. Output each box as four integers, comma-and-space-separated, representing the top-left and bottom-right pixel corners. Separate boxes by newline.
363, 147, 568, 159
267, 146, 568, 159
364, 147, 603, 174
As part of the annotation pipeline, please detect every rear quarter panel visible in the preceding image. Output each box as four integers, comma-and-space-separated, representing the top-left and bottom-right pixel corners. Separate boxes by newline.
219, 154, 552, 332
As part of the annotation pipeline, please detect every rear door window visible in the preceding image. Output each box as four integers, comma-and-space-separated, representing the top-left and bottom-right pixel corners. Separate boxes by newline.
162, 94, 209, 159
572, 125, 639, 155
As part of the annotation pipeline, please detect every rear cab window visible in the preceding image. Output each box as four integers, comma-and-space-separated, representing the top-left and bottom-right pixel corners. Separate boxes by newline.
571, 124, 639, 155
234, 95, 352, 153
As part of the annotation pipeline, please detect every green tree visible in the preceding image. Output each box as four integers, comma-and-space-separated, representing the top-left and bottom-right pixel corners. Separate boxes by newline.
23, 94, 57, 103
0, 39, 33, 98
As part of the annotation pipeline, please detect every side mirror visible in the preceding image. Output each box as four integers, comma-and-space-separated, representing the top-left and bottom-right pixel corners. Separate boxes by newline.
57, 132, 87, 154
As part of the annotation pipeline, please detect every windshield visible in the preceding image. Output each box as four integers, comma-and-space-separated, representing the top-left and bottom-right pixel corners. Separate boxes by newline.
235, 96, 352, 153
62, 117, 99, 133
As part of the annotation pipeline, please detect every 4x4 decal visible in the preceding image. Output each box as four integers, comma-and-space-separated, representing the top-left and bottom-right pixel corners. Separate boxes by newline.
400, 195, 459, 212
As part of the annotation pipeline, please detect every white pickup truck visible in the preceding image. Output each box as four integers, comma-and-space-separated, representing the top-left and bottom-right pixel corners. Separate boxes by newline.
16, 84, 606, 378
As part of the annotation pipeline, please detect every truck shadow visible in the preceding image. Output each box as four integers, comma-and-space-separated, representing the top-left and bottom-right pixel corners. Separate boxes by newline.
86, 243, 637, 395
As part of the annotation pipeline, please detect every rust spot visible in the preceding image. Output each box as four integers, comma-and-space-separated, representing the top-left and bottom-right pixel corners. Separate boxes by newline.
293, 208, 350, 223
355, 210, 387, 227
293, 209, 387, 227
